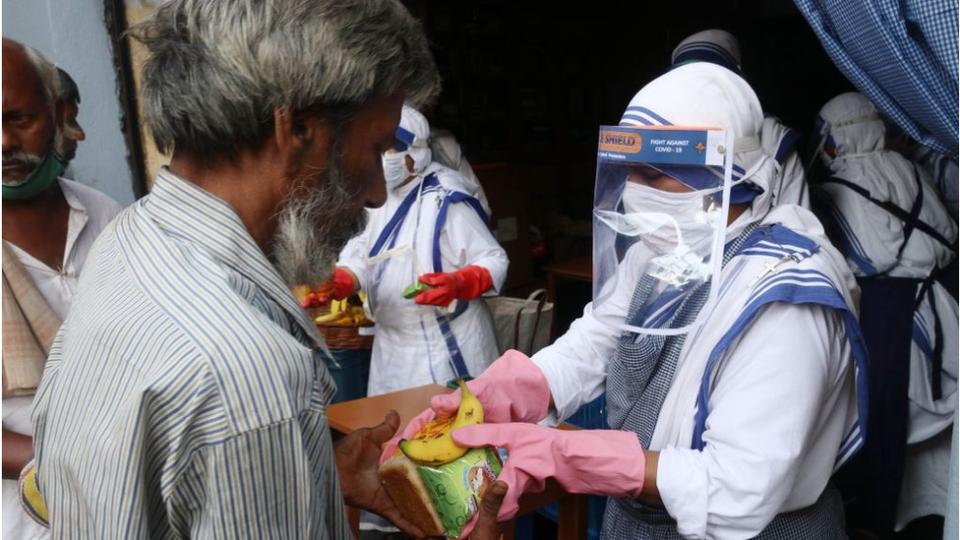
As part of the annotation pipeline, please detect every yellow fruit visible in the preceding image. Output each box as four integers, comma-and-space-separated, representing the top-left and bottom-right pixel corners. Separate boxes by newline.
456, 379, 484, 425
21, 466, 48, 525
292, 285, 312, 305
399, 380, 484, 465
314, 311, 342, 324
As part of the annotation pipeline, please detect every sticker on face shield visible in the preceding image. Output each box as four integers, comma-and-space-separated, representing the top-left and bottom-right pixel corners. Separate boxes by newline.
598, 126, 726, 167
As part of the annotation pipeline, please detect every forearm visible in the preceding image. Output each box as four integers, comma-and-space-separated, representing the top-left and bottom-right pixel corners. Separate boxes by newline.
533, 312, 616, 420
637, 450, 662, 507
3, 428, 33, 479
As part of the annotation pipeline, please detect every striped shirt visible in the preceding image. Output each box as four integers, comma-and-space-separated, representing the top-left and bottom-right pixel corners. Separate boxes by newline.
31, 169, 350, 539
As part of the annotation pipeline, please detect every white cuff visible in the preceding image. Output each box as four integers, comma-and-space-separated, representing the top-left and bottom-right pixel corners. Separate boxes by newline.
658, 446, 709, 539
531, 354, 577, 421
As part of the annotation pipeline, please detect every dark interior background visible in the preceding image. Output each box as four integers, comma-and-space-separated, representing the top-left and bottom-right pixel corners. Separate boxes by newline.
400, 0, 854, 326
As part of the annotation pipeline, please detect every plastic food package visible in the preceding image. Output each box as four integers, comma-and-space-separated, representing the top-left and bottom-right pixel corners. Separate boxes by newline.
402, 280, 432, 299
418, 446, 503, 538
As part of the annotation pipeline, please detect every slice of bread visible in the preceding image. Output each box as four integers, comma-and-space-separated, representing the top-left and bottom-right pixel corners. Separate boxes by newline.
378, 455, 445, 536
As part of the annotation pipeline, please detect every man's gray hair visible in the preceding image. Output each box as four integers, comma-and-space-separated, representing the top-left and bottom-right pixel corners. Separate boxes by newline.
57, 68, 81, 104
130, 0, 442, 156
21, 44, 61, 107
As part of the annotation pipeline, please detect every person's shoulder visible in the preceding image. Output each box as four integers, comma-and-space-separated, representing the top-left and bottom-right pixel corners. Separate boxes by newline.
732, 217, 858, 313
165, 276, 321, 425
59, 177, 124, 221
427, 163, 472, 193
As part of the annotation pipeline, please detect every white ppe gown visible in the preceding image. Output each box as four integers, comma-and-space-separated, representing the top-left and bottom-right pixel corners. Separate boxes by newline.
338, 163, 508, 396
811, 92, 958, 528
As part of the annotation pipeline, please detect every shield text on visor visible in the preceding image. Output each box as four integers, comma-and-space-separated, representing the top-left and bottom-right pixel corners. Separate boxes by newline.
592, 125, 735, 336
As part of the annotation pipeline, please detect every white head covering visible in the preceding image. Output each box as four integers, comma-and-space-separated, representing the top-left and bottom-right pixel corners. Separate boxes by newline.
619, 63, 777, 224
816, 92, 885, 166
398, 105, 432, 175
429, 128, 492, 216
760, 116, 810, 208
671, 29, 742, 74
813, 92, 957, 277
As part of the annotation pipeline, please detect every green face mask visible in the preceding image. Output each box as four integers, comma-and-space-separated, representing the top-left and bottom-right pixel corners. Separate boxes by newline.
2, 152, 64, 201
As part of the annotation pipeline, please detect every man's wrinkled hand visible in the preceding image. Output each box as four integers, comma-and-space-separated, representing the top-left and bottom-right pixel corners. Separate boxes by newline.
335, 410, 426, 538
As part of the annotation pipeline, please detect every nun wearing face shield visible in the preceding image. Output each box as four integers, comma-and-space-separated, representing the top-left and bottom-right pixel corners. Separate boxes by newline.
331, 105, 508, 396
809, 92, 958, 532
387, 63, 869, 539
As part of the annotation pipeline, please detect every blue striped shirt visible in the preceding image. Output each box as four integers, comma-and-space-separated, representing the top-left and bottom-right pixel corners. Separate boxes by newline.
32, 169, 350, 539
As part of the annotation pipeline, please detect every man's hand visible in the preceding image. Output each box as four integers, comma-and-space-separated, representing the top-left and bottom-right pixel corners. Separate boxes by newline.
3, 428, 33, 480
465, 480, 507, 539
335, 411, 425, 538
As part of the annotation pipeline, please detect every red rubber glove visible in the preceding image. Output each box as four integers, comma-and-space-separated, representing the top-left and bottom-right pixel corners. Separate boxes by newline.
315, 267, 358, 304
413, 265, 493, 307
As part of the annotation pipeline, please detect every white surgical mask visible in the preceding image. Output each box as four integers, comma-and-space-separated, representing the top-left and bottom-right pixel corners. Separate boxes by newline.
595, 182, 722, 285
382, 152, 411, 189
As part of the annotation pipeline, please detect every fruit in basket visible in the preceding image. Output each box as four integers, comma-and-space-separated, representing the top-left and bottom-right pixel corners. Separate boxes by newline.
399, 380, 484, 465
314, 294, 369, 325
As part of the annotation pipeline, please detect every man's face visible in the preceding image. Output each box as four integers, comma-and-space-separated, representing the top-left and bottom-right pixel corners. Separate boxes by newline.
55, 101, 85, 162
271, 93, 403, 286
332, 93, 403, 211
2, 41, 56, 184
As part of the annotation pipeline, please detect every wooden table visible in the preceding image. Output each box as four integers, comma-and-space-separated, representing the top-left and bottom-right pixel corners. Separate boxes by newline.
328, 384, 587, 540
541, 256, 592, 303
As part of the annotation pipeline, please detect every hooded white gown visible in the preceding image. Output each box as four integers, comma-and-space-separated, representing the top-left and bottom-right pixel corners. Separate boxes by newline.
811, 92, 958, 529
338, 160, 508, 395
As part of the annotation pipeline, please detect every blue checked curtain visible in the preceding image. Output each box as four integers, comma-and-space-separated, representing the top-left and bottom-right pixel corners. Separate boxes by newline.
795, 0, 958, 157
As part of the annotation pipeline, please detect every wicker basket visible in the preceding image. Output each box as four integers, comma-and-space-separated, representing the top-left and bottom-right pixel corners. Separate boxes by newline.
316, 322, 374, 350
308, 307, 374, 350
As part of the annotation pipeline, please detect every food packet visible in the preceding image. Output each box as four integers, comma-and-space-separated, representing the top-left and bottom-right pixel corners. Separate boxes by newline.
416, 446, 502, 538
402, 280, 432, 299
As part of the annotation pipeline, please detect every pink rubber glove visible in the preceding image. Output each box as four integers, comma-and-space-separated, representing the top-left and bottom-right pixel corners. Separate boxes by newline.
432, 350, 551, 423
414, 266, 493, 307
379, 351, 551, 463
454, 423, 646, 534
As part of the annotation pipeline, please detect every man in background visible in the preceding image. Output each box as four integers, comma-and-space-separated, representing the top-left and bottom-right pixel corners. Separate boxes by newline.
53, 67, 85, 167
2, 38, 121, 540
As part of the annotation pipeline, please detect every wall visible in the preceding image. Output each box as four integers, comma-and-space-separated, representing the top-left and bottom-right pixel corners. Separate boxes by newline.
4, 0, 137, 205
124, 0, 168, 187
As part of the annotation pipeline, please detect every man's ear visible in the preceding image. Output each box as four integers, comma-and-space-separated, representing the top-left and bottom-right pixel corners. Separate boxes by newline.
272, 107, 334, 178
273, 107, 301, 163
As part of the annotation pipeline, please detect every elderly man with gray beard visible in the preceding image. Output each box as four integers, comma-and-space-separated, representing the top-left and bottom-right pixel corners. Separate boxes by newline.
29, 1, 505, 538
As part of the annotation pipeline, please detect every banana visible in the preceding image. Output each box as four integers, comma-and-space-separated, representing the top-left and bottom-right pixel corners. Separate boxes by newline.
314, 311, 342, 324
399, 380, 484, 465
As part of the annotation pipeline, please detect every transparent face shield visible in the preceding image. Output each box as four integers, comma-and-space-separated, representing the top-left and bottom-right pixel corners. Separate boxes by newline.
592, 125, 736, 336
